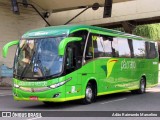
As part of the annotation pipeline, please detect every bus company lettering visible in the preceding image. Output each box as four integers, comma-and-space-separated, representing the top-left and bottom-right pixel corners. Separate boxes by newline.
18, 81, 47, 87
121, 59, 136, 70
34, 31, 48, 36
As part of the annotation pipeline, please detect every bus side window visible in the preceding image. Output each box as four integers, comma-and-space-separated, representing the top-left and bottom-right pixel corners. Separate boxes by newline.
93, 35, 106, 58
150, 43, 157, 58
147, 42, 157, 59
103, 36, 112, 57
145, 42, 150, 58
133, 40, 145, 58
112, 38, 119, 57
118, 38, 131, 58
89, 34, 117, 58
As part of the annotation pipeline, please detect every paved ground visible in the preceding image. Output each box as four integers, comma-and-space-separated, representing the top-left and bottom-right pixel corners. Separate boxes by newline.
0, 86, 160, 111
0, 85, 160, 120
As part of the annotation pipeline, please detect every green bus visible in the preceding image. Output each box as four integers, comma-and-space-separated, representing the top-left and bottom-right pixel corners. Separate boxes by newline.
3, 25, 159, 104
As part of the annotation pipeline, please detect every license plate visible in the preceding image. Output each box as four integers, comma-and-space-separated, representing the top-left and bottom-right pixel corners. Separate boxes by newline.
30, 96, 38, 101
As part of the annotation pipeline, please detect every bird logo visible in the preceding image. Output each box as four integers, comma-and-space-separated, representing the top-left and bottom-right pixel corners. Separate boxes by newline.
107, 59, 118, 78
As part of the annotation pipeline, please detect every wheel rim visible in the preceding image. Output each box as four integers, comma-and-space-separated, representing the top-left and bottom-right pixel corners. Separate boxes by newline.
86, 86, 93, 102
141, 79, 145, 92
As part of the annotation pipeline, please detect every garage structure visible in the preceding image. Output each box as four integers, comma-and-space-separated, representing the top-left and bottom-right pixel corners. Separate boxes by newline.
0, 0, 160, 86
0, 0, 133, 67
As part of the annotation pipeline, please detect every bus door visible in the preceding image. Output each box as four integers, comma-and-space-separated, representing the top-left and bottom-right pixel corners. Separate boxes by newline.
65, 40, 86, 97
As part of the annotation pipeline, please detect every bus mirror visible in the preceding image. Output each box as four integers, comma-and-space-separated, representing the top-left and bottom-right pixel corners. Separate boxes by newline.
58, 37, 82, 56
3, 40, 19, 58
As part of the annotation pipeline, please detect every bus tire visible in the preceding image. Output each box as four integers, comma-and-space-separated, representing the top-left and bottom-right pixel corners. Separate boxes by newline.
138, 77, 146, 94
131, 77, 146, 94
82, 82, 95, 104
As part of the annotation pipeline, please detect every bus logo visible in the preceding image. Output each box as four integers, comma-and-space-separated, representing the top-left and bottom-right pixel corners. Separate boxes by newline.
121, 59, 136, 70
107, 59, 118, 78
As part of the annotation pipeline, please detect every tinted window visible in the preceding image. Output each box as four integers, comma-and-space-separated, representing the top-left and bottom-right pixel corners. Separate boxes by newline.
69, 30, 89, 66
66, 46, 74, 72
69, 30, 88, 56
65, 40, 86, 74
133, 40, 145, 58
146, 42, 157, 59
85, 34, 93, 61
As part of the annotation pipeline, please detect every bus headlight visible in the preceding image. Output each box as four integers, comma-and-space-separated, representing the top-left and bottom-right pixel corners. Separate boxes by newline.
49, 81, 67, 89
14, 84, 20, 88
49, 78, 72, 89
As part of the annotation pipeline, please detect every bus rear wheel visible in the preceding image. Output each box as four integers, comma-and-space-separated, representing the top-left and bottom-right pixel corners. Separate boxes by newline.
131, 77, 146, 94
82, 83, 95, 104
139, 77, 146, 94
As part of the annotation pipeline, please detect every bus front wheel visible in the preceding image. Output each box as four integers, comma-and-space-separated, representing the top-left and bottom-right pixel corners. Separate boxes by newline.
82, 83, 95, 104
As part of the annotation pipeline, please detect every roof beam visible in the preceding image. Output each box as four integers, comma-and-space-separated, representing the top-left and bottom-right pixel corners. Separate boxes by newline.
30, 0, 133, 12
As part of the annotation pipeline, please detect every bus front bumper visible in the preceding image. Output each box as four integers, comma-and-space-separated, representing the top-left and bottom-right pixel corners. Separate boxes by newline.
13, 86, 84, 102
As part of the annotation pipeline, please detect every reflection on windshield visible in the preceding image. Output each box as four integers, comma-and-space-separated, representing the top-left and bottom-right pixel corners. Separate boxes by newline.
19, 39, 34, 64
14, 37, 65, 79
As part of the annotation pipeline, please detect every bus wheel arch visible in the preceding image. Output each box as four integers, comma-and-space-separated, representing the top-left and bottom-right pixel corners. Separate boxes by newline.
82, 79, 97, 104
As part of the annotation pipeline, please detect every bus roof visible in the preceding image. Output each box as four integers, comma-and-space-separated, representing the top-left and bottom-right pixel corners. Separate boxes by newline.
22, 24, 145, 40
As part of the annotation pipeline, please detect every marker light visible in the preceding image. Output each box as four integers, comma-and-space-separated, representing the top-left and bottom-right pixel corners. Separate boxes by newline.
14, 84, 20, 88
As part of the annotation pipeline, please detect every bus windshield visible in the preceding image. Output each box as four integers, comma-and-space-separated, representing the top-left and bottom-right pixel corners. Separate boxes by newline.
14, 36, 65, 80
